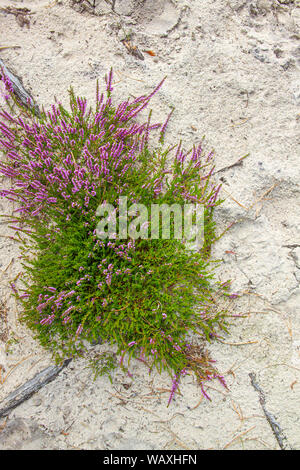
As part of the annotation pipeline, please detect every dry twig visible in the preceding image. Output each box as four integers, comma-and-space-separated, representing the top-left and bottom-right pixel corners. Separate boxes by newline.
249, 372, 291, 450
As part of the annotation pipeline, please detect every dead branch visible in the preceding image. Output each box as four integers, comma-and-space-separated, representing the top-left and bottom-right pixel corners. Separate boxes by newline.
249, 372, 291, 450
0, 359, 72, 418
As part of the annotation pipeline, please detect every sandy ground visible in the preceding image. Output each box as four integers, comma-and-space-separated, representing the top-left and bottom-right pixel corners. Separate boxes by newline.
0, 0, 299, 450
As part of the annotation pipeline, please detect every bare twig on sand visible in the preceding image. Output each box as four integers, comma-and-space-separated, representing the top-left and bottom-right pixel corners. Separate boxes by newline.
0, 359, 72, 418
0, 58, 40, 116
0, 6, 32, 29
215, 153, 249, 174
249, 372, 291, 450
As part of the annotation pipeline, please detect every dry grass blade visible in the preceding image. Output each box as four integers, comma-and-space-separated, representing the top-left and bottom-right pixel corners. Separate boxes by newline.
223, 425, 256, 449
218, 339, 258, 346
0, 354, 33, 385
0, 45, 21, 51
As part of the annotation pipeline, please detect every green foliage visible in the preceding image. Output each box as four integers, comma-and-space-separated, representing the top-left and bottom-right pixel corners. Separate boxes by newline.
0, 69, 230, 402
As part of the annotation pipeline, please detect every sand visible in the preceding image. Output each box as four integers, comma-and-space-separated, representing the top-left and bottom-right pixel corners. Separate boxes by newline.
0, 0, 299, 450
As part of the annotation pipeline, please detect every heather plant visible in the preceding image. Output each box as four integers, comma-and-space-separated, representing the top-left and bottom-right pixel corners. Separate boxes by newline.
0, 69, 230, 403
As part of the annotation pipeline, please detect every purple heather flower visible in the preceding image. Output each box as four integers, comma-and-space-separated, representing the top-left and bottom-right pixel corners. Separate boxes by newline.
40, 314, 55, 325
76, 324, 83, 336
62, 306, 74, 317
229, 293, 239, 299
200, 384, 211, 401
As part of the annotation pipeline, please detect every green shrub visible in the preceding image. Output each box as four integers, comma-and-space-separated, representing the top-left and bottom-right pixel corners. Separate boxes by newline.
0, 69, 230, 403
